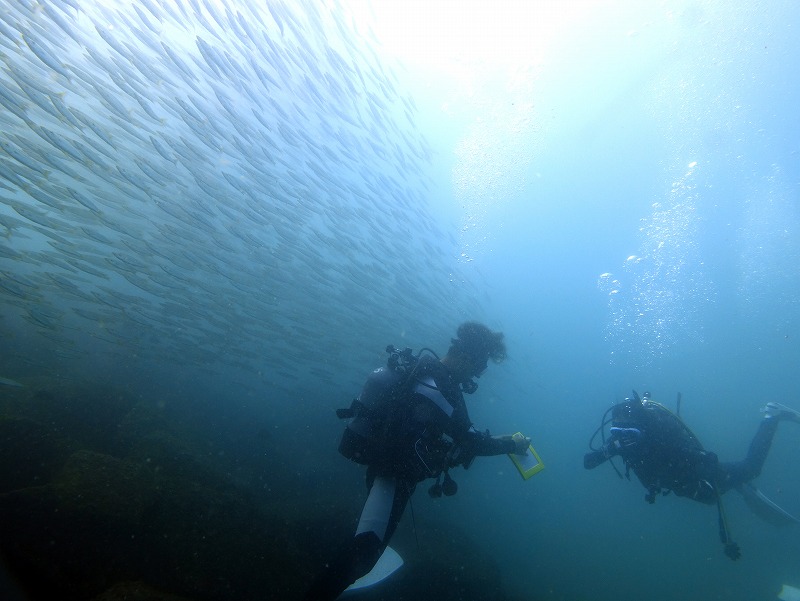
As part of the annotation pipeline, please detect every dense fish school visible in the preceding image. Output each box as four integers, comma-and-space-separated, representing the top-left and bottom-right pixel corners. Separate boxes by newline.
0, 0, 484, 403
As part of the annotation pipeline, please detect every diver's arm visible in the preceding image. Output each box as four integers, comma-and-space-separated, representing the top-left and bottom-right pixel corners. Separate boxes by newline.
584, 426, 643, 469
584, 446, 613, 469
448, 431, 532, 471
458, 429, 518, 457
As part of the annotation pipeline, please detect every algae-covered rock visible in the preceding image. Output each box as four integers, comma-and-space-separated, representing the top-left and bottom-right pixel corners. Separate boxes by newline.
138, 479, 310, 601
50, 449, 156, 523
0, 415, 74, 492
22, 386, 138, 454
0, 381, 518, 601
116, 402, 226, 490
0, 450, 156, 600
92, 580, 198, 601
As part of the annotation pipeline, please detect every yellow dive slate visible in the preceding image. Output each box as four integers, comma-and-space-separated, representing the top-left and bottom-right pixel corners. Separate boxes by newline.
508, 432, 545, 480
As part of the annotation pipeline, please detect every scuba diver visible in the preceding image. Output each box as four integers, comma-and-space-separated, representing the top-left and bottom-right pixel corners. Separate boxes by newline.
584, 391, 800, 560
302, 322, 531, 601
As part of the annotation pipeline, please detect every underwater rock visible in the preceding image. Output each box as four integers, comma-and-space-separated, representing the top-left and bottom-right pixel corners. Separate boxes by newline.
116, 400, 259, 495
0, 438, 321, 600
115, 401, 184, 454
1, 382, 523, 601
15, 385, 138, 454
92, 580, 197, 601
137, 478, 311, 600
50, 449, 157, 523
0, 415, 74, 492
116, 403, 220, 486
0, 450, 155, 599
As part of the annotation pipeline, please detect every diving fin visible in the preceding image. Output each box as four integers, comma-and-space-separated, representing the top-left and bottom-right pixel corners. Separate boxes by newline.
343, 546, 403, 594
778, 584, 800, 601
737, 482, 800, 527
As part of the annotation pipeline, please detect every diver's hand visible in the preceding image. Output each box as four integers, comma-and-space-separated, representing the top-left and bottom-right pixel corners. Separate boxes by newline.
510, 433, 531, 455
496, 433, 531, 455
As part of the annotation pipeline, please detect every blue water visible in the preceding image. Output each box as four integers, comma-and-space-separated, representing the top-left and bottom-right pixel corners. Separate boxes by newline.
374, 1, 800, 599
1, 1, 799, 600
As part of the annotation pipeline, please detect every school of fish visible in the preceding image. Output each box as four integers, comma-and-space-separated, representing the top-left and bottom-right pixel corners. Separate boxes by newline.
0, 0, 484, 399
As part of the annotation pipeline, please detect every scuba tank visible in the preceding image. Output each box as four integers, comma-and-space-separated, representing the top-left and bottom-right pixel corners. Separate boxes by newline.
336, 345, 467, 496
337, 345, 436, 466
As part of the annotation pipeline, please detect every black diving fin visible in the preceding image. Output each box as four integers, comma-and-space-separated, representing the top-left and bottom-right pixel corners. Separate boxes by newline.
737, 482, 800, 527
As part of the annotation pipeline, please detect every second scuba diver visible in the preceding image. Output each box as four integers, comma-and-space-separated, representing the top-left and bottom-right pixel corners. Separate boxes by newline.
585, 391, 800, 559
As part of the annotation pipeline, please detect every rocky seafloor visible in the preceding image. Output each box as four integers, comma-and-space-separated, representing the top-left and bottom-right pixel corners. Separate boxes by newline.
0, 382, 518, 601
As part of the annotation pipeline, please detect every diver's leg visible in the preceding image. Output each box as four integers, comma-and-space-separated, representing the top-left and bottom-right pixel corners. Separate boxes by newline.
301, 531, 383, 601
358, 476, 414, 544
302, 476, 413, 601
718, 416, 779, 493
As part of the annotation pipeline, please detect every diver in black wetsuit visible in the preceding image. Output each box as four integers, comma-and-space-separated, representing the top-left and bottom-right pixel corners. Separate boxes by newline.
303, 322, 530, 601
584, 391, 800, 560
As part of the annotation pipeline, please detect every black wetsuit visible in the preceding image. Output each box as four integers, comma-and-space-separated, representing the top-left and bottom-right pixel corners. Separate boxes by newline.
303, 356, 514, 601
586, 399, 780, 504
